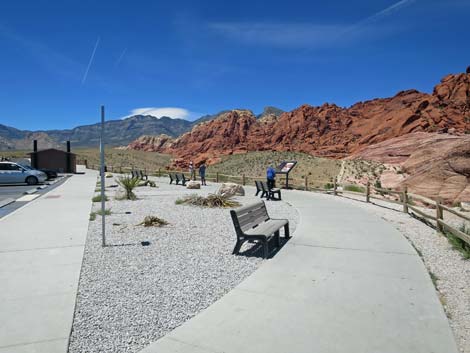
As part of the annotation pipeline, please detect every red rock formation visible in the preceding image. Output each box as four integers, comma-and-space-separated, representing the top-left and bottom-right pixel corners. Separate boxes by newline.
350, 132, 470, 204
128, 71, 469, 164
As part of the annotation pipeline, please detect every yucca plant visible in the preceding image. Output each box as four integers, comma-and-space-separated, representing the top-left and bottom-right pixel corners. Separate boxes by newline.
138, 215, 168, 227
116, 175, 141, 200
175, 193, 240, 208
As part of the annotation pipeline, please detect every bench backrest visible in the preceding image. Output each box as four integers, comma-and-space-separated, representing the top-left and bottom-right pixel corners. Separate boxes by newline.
255, 180, 262, 191
230, 201, 270, 233
260, 181, 269, 191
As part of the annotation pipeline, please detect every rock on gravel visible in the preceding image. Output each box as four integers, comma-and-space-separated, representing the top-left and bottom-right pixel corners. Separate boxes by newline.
68, 177, 299, 353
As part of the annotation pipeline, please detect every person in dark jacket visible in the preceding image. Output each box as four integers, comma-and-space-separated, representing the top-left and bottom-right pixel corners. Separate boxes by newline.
199, 161, 207, 186
266, 162, 276, 190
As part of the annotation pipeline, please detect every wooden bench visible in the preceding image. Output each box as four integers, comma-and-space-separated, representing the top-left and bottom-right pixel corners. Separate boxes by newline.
230, 201, 290, 259
175, 173, 187, 186
260, 181, 281, 200
254, 180, 263, 197
139, 170, 148, 180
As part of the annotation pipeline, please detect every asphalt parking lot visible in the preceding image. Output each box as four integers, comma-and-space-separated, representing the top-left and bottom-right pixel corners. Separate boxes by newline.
0, 176, 69, 218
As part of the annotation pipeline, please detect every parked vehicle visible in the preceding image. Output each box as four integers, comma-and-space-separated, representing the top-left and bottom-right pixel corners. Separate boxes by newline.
38, 169, 58, 180
0, 162, 47, 185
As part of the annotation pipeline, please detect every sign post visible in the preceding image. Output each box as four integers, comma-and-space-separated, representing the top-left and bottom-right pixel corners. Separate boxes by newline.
276, 161, 297, 189
100, 105, 106, 247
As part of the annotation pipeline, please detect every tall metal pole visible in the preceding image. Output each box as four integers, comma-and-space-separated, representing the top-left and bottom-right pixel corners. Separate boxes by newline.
100, 105, 106, 247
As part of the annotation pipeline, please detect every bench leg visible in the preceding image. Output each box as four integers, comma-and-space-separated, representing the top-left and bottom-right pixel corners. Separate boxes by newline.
255, 190, 260, 196
232, 239, 244, 255
263, 240, 269, 259
284, 224, 290, 239
275, 230, 280, 248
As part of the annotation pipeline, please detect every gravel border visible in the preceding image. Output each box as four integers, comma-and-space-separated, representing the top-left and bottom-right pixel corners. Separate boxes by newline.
322, 193, 469, 353
68, 177, 299, 353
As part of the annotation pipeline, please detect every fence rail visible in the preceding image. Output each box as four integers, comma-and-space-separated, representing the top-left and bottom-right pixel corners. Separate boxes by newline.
81, 162, 470, 246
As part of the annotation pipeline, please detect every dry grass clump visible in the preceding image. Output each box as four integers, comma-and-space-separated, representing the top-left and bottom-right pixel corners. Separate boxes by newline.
138, 216, 168, 227
176, 194, 241, 208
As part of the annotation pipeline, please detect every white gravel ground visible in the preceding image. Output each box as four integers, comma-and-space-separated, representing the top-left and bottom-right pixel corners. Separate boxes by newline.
328, 193, 470, 353
68, 177, 299, 353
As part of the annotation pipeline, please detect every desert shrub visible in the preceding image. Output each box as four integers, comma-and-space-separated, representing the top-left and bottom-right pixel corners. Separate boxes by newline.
374, 179, 382, 188
176, 194, 241, 208
116, 175, 141, 200
89, 209, 112, 221
344, 184, 365, 193
138, 215, 168, 227
445, 224, 470, 260
92, 194, 108, 202
324, 183, 334, 190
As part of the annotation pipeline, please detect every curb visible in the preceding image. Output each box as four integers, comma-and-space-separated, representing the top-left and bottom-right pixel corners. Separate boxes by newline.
0, 198, 15, 208
24, 188, 38, 195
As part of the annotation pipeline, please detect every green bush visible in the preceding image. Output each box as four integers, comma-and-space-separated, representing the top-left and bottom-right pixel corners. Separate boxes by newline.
344, 184, 365, 193
445, 224, 470, 260
116, 175, 141, 200
324, 183, 334, 190
92, 194, 108, 202
89, 209, 112, 221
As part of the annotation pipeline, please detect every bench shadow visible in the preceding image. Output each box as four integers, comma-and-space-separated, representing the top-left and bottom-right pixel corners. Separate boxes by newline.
237, 236, 291, 259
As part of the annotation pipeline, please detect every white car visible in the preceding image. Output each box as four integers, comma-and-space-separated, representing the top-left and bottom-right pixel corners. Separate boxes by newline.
0, 162, 47, 185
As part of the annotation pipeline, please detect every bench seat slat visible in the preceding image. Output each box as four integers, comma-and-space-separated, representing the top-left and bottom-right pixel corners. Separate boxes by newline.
244, 219, 288, 237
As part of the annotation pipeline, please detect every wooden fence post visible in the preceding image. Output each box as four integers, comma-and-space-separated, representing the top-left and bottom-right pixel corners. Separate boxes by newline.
158, 168, 161, 177
304, 176, 308, 191
333, 180, 337, 196
242, 174, 246, 185
216, 172, 219, 183
436, 198, 444, 232
402, 186, 409, 213
84, 159, 88, 168
366, 182, 370, 203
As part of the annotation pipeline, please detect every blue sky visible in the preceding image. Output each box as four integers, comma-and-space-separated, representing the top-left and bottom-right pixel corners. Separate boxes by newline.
0, 0, 469, 130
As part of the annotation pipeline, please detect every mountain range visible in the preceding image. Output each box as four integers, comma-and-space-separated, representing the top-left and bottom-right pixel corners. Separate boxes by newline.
0, 107, 285, 151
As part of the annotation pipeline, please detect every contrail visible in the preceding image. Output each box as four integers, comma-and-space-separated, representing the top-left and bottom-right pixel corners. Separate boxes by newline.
114, 47, 127, 69
344, 0, 417, 35
360, 0, 416, 25
81, 36, 100, 84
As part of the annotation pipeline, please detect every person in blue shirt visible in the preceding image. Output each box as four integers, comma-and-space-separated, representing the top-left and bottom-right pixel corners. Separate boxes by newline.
266, 163, 276, 190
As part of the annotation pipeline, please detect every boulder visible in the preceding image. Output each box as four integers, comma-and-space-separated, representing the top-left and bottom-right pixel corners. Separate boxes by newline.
186, 180, 201, 189
217, 183, 245, 197
105, 173, 113, 178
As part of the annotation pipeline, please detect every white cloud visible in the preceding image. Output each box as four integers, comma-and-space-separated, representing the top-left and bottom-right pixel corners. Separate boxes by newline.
123, 107, 201, 120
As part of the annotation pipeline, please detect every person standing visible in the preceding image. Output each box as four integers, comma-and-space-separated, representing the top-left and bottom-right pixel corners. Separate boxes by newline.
266, 162, 276, 190
199, 161, 207, 186
189, 161, 196, 180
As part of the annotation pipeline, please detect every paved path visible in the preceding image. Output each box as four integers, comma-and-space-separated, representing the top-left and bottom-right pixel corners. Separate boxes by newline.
141, 189, 458, 353
0, 167, 96, 353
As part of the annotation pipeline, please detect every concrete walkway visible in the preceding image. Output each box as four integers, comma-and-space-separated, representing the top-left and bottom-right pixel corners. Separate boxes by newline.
141, 189, 458, 353
0, 167, 97, 353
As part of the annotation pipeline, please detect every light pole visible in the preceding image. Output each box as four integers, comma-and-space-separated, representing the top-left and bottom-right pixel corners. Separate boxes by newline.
100, 105, 106, 247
